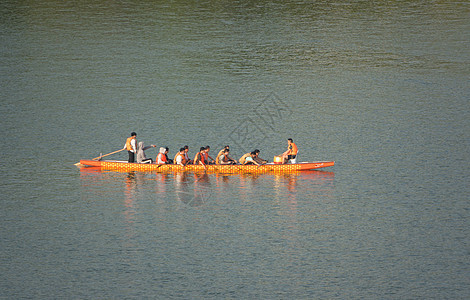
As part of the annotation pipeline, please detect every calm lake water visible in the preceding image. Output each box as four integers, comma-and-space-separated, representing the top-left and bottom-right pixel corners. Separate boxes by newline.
1, 0, 469, 298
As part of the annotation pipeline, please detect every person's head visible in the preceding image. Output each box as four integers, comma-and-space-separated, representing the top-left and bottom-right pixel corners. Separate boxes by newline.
138, 141, 144, 150
131, 132, 137, 137
224, 145, 230, 150
184, 145, 189, 153
200, 147, 206, 152
250, 151, 257, 157
180, 147, 185, 153
159, 147, 166, 153
205, 146, 210, 152
165, 147, 169, 153
287, 138, 293, 144
254, 149, 260, 156
224, 149, 230, 154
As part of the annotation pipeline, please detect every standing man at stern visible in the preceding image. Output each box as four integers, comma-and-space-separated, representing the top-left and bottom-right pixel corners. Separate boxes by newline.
124, 132, 137, 163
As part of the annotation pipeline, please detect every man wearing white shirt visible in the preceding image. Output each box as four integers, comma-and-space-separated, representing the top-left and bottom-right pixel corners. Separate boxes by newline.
123, 132, 137, 163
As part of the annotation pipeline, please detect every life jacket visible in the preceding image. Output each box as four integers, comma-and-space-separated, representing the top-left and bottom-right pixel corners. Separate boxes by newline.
202, 152, 209, 164
126, 136, 136, 152
175, 153, 186, 165
288, 143, 298, 156
194, 152, 205, 165
239, 153, 251, 164
157, 153, 167, 164
173, 152, 179, 163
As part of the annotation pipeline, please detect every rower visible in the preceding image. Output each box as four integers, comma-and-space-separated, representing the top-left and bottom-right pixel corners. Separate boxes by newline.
204, 146, 216, 164
239, 151, 251, 165
216, 145, 230, 165
157, 147, 168, 164
164, 147, 173, 164
253, 149, 268, 164
219, 149, 237, 165
193, 147, 206, 166
175, 147, 187, 166
242, 151, 260, 166
184, 145, 193, 164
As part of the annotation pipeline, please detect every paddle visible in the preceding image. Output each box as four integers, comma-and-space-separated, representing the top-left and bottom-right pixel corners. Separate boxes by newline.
74, 148, 125, 166
92, 148, 125, 160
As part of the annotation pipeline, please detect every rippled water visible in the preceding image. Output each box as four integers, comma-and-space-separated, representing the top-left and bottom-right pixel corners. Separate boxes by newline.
1, 1, 469, 298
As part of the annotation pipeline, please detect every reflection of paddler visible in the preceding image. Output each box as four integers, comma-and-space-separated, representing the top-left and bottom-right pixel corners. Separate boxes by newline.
175, 171, 188, 183
194, 172, 210, 183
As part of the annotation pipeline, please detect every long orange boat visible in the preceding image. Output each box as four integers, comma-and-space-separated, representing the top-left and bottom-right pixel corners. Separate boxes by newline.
78, 159, 334, 173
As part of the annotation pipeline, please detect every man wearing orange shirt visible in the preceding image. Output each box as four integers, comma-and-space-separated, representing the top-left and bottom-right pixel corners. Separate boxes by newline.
282, 138, 298, 164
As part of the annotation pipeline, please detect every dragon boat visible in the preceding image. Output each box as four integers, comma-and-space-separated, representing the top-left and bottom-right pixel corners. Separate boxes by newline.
78, 159, 334, 173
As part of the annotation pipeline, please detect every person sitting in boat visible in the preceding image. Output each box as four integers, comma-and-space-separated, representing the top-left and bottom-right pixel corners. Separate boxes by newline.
281, 138, 298, 164
239, 151, 251, 165
215, 145, 230, 165
203, 146, 216, 164
164, 147, 173, 164
136, 142, 156, 164
219, 149, 237, 165
184, 145, 193, 164
173, 147, 185, 164
193, 147, 207, 166
253, 149, 268, 165
174, 147, 187, 167
157, 147, 169, 164
242, 151, 261, 166
123, 132, 137, 163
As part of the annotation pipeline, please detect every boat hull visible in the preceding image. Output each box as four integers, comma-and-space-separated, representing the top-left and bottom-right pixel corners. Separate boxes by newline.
79, 160, 334, 173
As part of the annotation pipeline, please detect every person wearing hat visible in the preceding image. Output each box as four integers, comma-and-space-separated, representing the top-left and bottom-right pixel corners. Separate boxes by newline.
136, 142, 156, 163
156, 147, 169, 164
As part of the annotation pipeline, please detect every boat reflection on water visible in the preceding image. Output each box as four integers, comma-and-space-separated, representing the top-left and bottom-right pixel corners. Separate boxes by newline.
79, 167, 335, 251
79, 168, 334, 210
174, 172, 211, 207
80, 167, 213, 208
